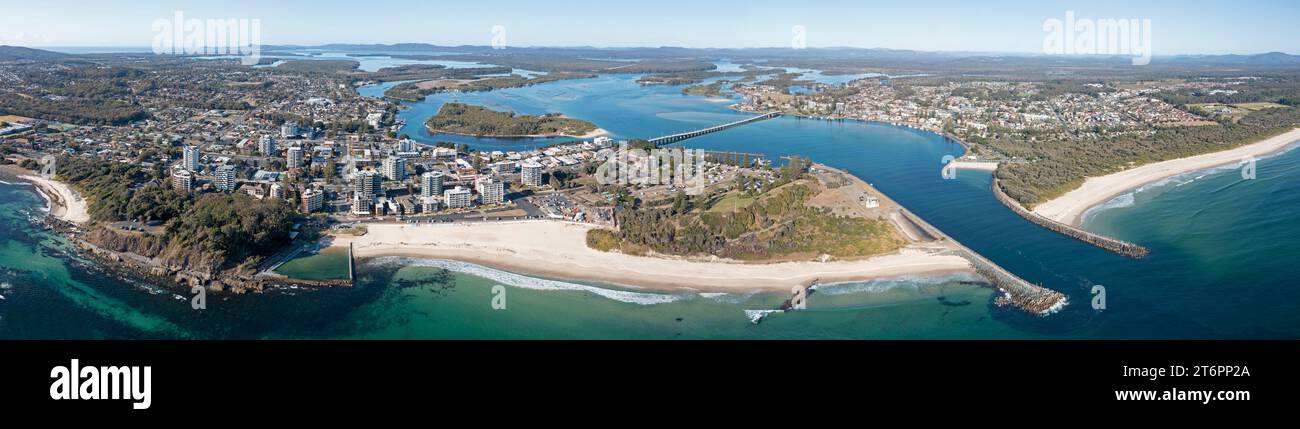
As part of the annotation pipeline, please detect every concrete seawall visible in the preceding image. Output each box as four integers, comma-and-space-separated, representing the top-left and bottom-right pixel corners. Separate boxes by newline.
895, 210, 1067, 315
348, 242, 355, 283
992, 178, 1149, 259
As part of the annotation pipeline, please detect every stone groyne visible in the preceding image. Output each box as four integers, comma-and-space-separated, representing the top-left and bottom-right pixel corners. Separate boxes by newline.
991, 178, 1149, 259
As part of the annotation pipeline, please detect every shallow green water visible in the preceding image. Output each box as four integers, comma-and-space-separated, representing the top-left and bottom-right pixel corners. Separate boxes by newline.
275, 247, 351, 281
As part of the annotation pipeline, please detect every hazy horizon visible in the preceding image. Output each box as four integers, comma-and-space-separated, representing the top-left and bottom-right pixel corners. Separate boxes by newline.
3, 0, 1297, 56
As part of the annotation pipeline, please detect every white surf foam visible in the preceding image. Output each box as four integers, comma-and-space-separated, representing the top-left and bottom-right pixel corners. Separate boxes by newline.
744, 309, 782, 324
367, 256, 685, 305
814, 272, 984, 296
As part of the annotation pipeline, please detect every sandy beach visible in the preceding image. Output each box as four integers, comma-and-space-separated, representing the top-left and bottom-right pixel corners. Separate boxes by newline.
17, 173, 90, 224
951, 161, 999, 171
334, 221, 974, 293
1033, 127, 1300, 226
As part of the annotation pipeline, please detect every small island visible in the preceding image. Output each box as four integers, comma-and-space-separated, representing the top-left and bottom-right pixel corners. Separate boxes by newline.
426, 102, 604, 138
682, 81, 728, 96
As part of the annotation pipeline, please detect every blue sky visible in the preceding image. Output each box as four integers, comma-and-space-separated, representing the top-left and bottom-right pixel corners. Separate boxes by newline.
2, 0, 1296, 54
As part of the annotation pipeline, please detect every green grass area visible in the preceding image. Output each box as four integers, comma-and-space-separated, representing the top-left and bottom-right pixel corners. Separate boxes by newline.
705, 191, 756, 214
1234, 102, 1287, 111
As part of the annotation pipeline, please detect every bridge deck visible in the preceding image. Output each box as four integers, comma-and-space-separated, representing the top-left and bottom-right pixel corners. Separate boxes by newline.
649, 112, 781, 145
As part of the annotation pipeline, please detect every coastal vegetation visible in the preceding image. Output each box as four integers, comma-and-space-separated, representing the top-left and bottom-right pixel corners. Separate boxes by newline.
426, 102, 598, 137
990, 106, 1300, 206
591, 159, 903, 261
365, 64, 510, 82
55, 156, 298, 271
383, 72, 595, 101
682, 81, 727, 96
0, 65, 148, 125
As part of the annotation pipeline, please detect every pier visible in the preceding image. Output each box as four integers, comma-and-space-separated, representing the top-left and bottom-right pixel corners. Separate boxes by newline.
991, 178, 1150, 259
649, 112, 781, 145
347, 242, 356, 283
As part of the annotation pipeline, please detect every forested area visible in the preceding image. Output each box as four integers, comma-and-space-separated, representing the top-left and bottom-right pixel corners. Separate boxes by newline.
992, 106, 1300, 206
0, 65, 149, 125
56, 156, 297, 269
594, 173, 902, 261
426, 102, 597, 137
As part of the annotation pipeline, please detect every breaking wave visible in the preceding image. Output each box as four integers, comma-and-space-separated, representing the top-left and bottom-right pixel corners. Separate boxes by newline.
366, 256, 686, 305
813, 272, 984, 296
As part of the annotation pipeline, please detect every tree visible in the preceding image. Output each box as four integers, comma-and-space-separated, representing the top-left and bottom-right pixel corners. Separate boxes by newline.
671, 190, 689, 215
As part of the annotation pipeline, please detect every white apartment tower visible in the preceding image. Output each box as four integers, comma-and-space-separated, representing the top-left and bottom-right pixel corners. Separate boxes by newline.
475, 175, 505, 205
356, 170, 382, 202
382, 157, 406, 181
420, 171, 444, 198
302, 189, 324, 212
182, 145, 201, 171
444, 186, 472, 209
520, 160, 544, 187
172, 168, 193, 191
259, 135, 277, 157
286, 146, 304, 169
215, 165, 237, 192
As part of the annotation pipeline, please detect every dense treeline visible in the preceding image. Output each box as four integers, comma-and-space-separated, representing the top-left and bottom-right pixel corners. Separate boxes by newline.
56, 156, 150, 221
426, 102, 597, 137
682, 81, 726, 96
166, 193, 296, 267
0, 64, 149, 125
638, 68, 779, 86
383, 72, 595, 102
604, 181, 902, 261
0, 94, 147, 126
993, 106, 1300, 206
57, 156, 298, 269
1155, 77, 1300, 107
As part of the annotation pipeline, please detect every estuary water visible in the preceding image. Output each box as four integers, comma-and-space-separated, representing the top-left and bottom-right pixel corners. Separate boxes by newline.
1, 71, 1298, 339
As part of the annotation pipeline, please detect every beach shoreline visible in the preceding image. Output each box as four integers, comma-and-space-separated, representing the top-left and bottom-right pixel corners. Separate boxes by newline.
333, 221, 975, 293
0, 165, 90, 224
1033, 127, 1300, 226
24, 174, 90, 224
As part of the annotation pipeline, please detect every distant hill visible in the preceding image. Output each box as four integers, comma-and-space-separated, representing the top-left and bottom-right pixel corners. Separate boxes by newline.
0, 45, 72, 61
1166, 52, 1300, 66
